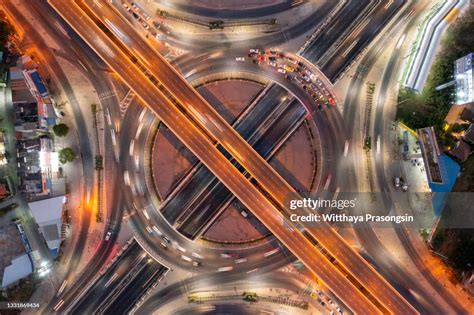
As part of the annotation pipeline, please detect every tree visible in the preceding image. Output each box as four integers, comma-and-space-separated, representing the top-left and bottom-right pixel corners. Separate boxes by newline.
58, 148, 76, 164
53, 123, 69, 137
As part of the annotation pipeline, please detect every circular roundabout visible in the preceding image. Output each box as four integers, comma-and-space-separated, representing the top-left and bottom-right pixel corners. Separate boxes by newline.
120, 50, 343, 274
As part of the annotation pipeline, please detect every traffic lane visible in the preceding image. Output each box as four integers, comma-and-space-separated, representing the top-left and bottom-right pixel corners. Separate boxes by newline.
161, 86, 289, 224
159, 0, 305, 19
302, 0, 370, 63
178, 59, 335, 196
101, 264, 166, 315
137, 268, 346, 314
171, 90, 293, 227
341, 22, 435, 313
183, 59, 338, 192
300, 39, 422, 314
161, 164, 217, 224
321, 0, 406, 81
120, 84, 297, 271
333, 3, 444, 314
121, 103, 289, 272
86, 0, 315, 205
69, 242, 145, 314
133, 0, 334, 51
368, 28, 450, 313
179, 101, 305, 238
122, 98, 296, 273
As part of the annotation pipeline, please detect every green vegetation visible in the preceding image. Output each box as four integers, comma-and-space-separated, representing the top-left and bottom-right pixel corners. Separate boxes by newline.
58, 147, 76, 164
53, 123, 69, 137
431, 228, 474, 275
396, 9, 474, 146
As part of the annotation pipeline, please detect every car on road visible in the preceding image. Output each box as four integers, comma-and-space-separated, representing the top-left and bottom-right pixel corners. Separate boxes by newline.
277, 68, 286, 74
105, 231, 112, 241
284, 65, 295, 72
191, 252, 204, 259
235, 57, 245, 62
394, 177, 400, 187
249, 48, 259, 53
287, 57, 298, 65
402, 182, 408, 192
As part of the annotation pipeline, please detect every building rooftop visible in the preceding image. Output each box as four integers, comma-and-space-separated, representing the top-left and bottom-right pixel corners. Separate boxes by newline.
417, 127, 443, 183
455, 53, 473, 106
463, 124, 474, 144
1, 253, 33, 288
29, 196, 65, 256
449, 140, 472, 162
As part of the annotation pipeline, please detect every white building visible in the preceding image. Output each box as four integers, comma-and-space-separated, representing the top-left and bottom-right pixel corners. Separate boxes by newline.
29, 195, 65, 257
455, 53, 474, 105
1, 253, 33, 288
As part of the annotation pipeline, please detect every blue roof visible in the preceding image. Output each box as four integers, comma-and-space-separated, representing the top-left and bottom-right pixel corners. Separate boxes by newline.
30, 71, 48, 96
429, 154, 461, 215
50, 248, 58, 258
